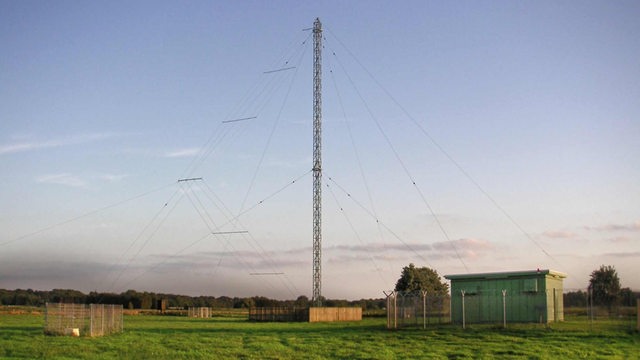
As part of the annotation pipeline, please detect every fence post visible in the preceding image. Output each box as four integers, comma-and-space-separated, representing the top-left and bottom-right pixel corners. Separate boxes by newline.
44, 302, 48, 334
587, 285, 595, 330
98, 304, 106, 336
90, 304, 94, 337
461, 290, 466, 329
393, 292, 397, 329
502, 289, 507, 328
421, 290, 425, 329
384, 292, 389, 329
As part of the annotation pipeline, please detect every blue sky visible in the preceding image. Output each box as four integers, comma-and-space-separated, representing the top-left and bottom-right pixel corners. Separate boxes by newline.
1, 1, 639, 299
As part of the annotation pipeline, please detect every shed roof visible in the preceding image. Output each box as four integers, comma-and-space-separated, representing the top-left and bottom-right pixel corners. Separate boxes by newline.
444, 269, 567, 281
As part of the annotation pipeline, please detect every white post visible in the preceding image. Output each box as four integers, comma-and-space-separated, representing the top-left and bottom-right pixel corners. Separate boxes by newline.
422, 290, 427, 329
386, 293, 390, 329
394, 292, 397, 329
461, 290, 466, 329
383, 291, 392, 329
502, 289, 507, 328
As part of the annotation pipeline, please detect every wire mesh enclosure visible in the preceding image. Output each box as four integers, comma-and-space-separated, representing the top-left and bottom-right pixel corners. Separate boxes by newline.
385, 291, 451, 329
187, 307, 212, 318
44, 303, 123, 337
89, 304, 124, 336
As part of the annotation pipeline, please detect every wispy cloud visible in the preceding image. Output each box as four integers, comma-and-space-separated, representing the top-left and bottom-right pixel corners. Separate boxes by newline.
327, 238, 493, 262
36, 173, 87, 188
608, 236, 634, 243
96, 173, 129, 182
542, 230, 579, 239
327, 243, 432, 253
585, 221, 640, 232
132, 238, 493, 283
35, 172, 129, 188
147, 249, 308, 272
164, 148, 200, 158
0, 133, 117, 155
432, 238, 494, 260
432, 238, 492, 252
603, 251, 640, 258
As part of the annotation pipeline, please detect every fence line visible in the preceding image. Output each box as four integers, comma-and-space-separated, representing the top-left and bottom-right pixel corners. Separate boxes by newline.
385, 289, 637, 331
385, 291, 450, 329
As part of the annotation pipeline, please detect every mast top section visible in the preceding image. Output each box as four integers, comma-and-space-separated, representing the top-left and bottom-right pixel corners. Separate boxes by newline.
313, 18, 321, 32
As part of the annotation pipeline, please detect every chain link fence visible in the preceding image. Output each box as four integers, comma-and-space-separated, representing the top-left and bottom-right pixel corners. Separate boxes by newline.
44, 303, 123, 337
385, 291, 451, 329
564, 288, 638, 332
385, 289, 638, 331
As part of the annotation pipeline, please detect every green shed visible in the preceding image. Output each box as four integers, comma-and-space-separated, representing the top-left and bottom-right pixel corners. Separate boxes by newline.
445, 269, 566, 324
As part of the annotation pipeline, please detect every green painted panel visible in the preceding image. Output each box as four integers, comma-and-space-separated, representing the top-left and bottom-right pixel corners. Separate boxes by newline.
448, 271, 565, 324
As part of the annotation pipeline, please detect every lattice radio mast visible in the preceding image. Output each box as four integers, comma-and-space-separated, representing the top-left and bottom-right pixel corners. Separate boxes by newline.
312, 18, 322, 307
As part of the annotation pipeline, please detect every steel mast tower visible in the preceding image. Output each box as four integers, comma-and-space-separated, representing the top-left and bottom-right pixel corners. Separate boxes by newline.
312, 18, 322, 307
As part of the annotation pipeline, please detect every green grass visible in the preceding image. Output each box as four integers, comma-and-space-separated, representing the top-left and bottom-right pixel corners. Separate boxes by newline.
1, 313, 638, 359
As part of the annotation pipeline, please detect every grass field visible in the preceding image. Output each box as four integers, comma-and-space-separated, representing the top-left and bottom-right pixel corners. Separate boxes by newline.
1, 311, 638, 359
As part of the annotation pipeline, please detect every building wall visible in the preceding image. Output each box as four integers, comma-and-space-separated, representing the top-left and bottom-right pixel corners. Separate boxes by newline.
545, 275, 564, 322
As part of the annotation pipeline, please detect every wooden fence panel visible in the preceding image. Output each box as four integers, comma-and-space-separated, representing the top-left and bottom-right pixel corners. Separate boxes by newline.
309, 307, 362, 322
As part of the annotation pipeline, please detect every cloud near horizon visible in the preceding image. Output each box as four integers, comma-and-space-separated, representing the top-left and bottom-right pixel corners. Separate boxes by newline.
542, 230, 580, 239
584, 221, 640, 232
129, 237, 493, 276
602, 251, 640, 258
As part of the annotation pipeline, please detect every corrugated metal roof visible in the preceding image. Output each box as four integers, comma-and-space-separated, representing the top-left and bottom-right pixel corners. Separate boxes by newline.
444, 269, 567, 280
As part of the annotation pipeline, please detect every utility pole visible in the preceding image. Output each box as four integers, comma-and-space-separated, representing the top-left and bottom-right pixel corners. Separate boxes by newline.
312, 18, 322, 307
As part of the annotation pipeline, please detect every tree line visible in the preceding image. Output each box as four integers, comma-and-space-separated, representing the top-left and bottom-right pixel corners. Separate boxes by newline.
3, 264, 636, 310
0, 288, 386, 310
563, 288, 638, 307
564, 265, 638, 308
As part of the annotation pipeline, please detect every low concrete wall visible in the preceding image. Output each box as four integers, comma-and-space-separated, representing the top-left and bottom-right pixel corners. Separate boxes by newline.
309, 307, 362, 322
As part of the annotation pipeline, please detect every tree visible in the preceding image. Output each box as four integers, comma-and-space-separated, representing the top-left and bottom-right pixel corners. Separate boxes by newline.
294, 295, 309, 308
589, 265, 621, 308
618, 287, 636, 307
394, 263, 449, 295
563, 290, 588, 307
